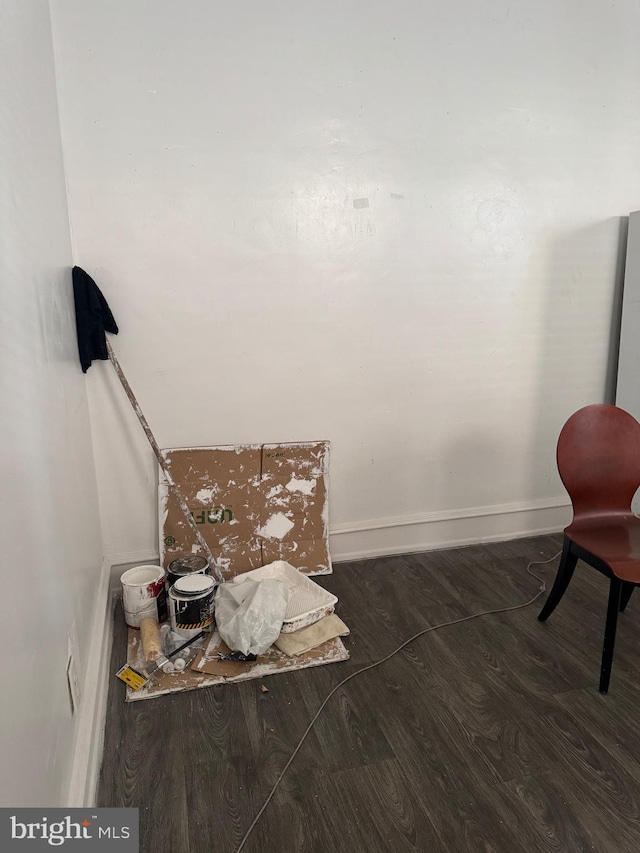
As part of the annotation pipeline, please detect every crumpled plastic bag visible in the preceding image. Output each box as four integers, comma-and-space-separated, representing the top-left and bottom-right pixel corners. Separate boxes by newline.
215, 578, 291, 656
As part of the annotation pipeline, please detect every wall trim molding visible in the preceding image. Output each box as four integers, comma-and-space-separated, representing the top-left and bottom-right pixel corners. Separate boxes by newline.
106, 550, 161, 575
329, 497, 570, 562
66, 556, 115, 807
104, 497, 571, 569
330, 496, 571, 535
331, 522, 566, 563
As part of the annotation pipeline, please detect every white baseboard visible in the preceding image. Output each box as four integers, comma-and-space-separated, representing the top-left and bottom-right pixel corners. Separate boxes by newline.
66, 556, 116, 808
107, 551, 161, 586
67, 551, 170, 808
104, 497, 571, 570
328, 497, 571, 562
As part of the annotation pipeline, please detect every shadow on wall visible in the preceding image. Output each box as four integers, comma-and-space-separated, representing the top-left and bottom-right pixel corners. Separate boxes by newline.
530, 216, 628, 506
605, 217, 629, 405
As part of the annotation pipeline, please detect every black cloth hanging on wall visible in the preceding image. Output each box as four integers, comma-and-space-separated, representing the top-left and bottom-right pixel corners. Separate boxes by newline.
72, 266, 119, 372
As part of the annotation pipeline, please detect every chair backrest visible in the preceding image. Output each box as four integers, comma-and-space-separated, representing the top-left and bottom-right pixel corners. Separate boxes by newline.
557, 404, 640, 520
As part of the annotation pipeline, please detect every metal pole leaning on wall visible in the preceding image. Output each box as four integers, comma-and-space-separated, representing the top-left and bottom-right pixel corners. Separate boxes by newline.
105, 338, 223, 583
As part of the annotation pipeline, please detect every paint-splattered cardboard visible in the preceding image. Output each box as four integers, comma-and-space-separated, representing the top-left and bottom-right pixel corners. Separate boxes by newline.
123, 627, 349, 703
159, 441, 330, 579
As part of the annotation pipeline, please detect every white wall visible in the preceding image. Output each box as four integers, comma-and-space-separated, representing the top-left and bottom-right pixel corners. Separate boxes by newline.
50, 0, 640, 563
0, 0, 103, 805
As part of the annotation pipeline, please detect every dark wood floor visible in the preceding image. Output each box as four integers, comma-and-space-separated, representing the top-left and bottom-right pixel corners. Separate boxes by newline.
98, 534, 640, 852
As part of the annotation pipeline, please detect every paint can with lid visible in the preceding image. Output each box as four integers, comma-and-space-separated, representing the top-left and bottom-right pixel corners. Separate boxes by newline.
121, 565, 168, 628
169, 574, 216, 639
166, 555, 209, 590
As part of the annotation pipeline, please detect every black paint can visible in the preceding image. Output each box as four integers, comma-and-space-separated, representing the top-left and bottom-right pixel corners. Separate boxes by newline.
168, 574, 216, 639
166, 555, 209, 590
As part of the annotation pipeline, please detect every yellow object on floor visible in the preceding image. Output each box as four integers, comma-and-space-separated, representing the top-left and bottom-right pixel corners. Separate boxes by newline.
274, 614, 350, 656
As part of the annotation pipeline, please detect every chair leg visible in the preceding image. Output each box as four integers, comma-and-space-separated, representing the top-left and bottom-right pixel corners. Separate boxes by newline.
619, 583, 635, 613
600, 578, 623, 694
538, 537, 578, 622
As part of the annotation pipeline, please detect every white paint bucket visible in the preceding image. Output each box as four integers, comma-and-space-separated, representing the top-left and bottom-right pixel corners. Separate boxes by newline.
121, 565, 167, 628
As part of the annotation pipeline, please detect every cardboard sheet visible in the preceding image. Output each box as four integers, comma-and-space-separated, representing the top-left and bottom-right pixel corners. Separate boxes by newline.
192, 630, 348, 677
159, 441, 330, 579
124, 627, 349, 703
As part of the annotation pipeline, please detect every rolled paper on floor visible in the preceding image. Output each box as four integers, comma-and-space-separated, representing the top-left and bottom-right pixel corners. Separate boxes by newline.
140, 617, 163, 662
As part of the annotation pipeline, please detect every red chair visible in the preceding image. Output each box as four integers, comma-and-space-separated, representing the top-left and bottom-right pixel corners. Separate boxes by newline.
538, 403, 640, 693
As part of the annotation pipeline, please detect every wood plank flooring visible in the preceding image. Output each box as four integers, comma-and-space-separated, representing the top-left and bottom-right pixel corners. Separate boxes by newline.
98, 534, 640, 852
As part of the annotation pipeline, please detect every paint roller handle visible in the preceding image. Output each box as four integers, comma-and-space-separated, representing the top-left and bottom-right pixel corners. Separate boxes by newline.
166, 630, 205, 661
105, 339, 222, 582
146, 631, 206, 676
140, 617, 163, 663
